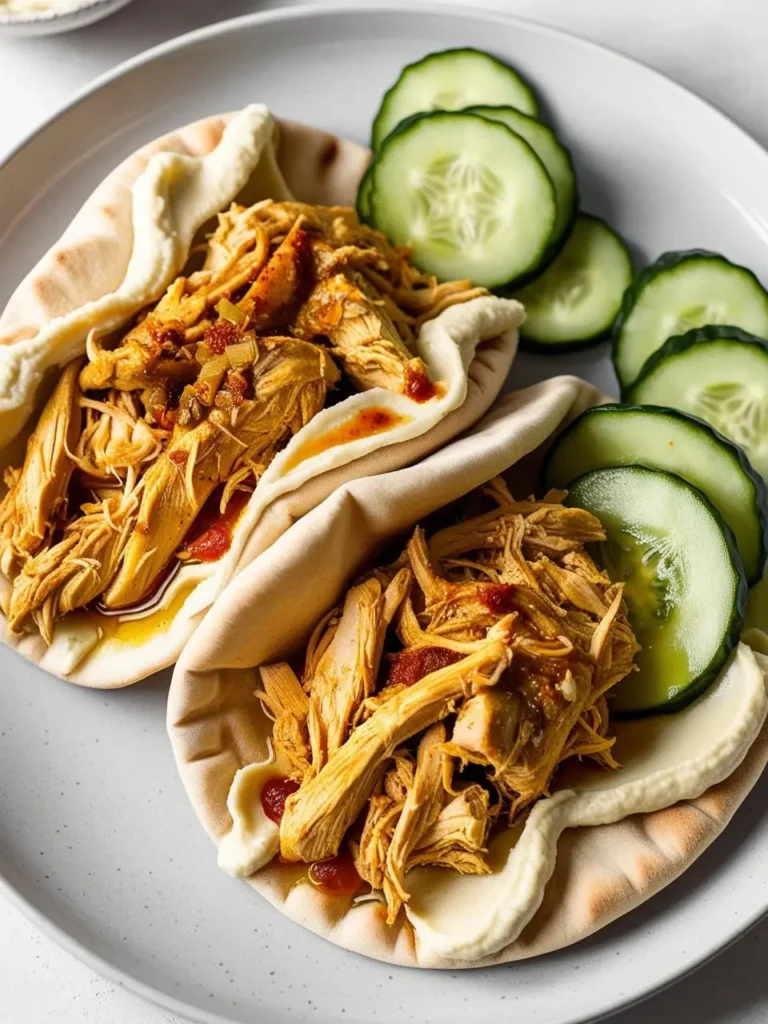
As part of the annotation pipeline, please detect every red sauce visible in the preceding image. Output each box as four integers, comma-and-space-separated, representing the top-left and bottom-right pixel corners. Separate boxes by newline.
479, 583, 518, 615
404, 364, 438, 403
184, 489, 251, 563
261, 776, 300, 824
387, 645, 463, 687
150, 323, 184, 349
205, 318, 242, 354
308, 850, 362, 898
283, 406, 408, 472
168, 449, 188, 468
157, 408, 177, 431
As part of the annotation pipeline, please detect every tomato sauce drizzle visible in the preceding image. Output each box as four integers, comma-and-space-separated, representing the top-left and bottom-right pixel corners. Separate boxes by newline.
261, 776, 300, 824
387, 645, 463, 687
184, 489, 251, 563
404, 364, 438, 403
308, 850, 362, 898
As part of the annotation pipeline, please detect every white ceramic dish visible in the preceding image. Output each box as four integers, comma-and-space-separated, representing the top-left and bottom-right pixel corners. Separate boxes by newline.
0, 0, 133, 36
1, 5, 768, 1023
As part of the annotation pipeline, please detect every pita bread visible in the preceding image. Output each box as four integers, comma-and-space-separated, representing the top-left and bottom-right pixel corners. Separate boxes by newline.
0, 106, 523, 687
168, 376, 768, 967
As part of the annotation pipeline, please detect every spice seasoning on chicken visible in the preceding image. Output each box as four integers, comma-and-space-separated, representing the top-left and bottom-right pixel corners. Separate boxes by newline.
250, 476, 639, 924
387, 645, 463, 686
283, 407, 409, 472
0, 200, 487, 647
204, 318, 242, 355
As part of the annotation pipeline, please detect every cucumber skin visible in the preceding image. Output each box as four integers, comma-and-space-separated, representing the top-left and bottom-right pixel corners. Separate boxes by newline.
514, 214, 631, 351
518, 331, 607, 353
623, 324, 768, 401
615, 516, 747, 719
543, 401, 768, 585
494, 217, 576, 300
467, 104, 580, 255
371, 47, 540, 152
355, 161, 375, 224
566, 466, 748, 718
611, 249, 768, 388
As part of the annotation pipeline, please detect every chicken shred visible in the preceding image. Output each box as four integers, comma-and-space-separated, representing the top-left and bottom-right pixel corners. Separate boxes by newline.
1, 200, 483, 644
267, 477, 638, 918
256, 663, 311, 782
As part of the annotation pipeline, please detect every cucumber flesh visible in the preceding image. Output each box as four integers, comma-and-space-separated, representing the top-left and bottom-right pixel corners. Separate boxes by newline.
613, 250, 768, 389
369, 111, 556, 288
626, 328, 768, 483
372, 48, 538, 151
511, 215, 631, 348
545, 403, 768, 583
567, 466, 746, 716
466, 105, 576, 248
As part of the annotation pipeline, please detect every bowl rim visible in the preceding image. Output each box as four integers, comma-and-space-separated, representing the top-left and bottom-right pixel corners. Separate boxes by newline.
0, 0, 127, 26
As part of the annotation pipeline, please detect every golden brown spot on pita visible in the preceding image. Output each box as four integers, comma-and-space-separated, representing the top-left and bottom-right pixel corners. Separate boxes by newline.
584, 872, 634, 927
643, 802, 714, 860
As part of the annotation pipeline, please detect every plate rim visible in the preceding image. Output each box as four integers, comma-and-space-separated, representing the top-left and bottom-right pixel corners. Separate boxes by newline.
1, 4, 768, 1023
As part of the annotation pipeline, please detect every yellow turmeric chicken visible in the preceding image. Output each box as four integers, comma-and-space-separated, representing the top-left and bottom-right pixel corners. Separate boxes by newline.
259, 478, 639, 923
0, 201, 484, 642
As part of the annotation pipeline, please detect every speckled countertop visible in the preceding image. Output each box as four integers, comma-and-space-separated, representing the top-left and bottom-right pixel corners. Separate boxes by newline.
0, 1, 767, 1021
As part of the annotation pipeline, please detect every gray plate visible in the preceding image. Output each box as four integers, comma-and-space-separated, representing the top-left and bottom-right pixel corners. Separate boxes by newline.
2, 6, 768, 1023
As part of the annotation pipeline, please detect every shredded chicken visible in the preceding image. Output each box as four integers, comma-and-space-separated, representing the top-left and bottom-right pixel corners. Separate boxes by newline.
103, 337, 337, 609
256, 663, 311, 782
2, 361, 81, 570
295, 269, 429, 393
270, 477, 639, 922
7, 488, 138, 643
1, 201, 483, 642
279, 616, 515, 863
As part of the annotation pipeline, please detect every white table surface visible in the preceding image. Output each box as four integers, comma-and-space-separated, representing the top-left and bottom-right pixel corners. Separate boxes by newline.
1, 0, 767, 1021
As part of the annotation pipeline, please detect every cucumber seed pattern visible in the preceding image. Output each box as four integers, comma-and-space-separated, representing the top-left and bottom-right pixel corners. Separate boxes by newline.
410, 155, 504, 251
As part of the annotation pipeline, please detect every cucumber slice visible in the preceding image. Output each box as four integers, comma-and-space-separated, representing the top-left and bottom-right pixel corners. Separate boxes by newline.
613, 249, 768, 389
369, 111, 556, 288
567, 466, 746, 716
372, 48, 539, 152
626, 327, 768, 482
465, 106, 577, 249
510, 215, 632, 349
544, 403, 768, 583
356, 162, 374, 223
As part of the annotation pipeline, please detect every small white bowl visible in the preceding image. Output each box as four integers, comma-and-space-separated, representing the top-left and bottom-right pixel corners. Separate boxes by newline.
0, 0, 133, 36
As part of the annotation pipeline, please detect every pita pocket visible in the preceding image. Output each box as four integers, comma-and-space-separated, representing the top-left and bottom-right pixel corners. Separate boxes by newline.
0, 105, 523, 687
168, 375, 768, 967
